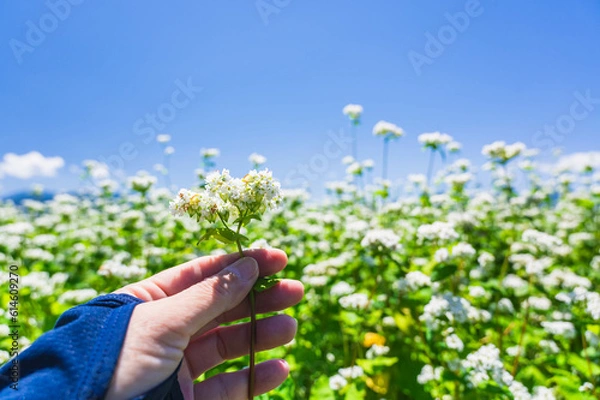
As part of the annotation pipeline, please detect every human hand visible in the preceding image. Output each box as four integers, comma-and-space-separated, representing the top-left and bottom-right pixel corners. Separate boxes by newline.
106, 249, 303, 399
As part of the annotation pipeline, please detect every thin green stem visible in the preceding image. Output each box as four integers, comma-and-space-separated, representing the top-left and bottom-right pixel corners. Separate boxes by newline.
352, 122, 358, 160
382, 137, 389, 181
234, 213, 256, 400
512, 279, 531, 376
426, 148, 436, 187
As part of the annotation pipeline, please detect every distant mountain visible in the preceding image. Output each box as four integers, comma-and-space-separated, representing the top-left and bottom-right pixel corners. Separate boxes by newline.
1, 191, 56, 204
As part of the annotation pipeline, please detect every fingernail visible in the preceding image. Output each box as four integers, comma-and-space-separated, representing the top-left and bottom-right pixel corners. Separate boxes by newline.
232, 257, 258, 282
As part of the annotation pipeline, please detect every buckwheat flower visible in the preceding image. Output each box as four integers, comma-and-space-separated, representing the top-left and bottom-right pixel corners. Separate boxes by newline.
462, 344, 505, 387
338, 366, 364, 379
525, 296, 552, 311
478, 252, 495, 268
503, 274, 528, 290
445, 172, 474, 189
395, 271, 432, 291
0, 325, 9, 337
445, 333, 464, 352
346, 161, 363, 176
361, 229, 401, 251
372, 121, 404, 138
23, 248, 54, 262
128, 171, 157, 193
580, 382, 594, 393
366, 344, 390, 359
522, 229, 562, 252
452, 242, 476, 258
482, 141, 526, 163
417, 222, 459, 243
341, 155, 355, 165
362, 159, 375, 170
539, 340, 560, 354
431, 248, 449, 263
498, 298, 515, 313
58, 289, 98, 303
408, 174, 427, 186
248, 152, 267, 167
585, 292, 600, 320
541, 321, 575, 338
329, 374, 347, 390
200, 148, 220, 158
98, 259, 147, 280
468, 286, 486, 298
417, 365, 442, 385
339, 293, 370, 310
0, 351, 10, 364
83, 160, 110, 180
342, 104, 363, 123
164, 146, 175, 155
302, 275, 328, 287
418, 132, 453, 149
330, 281, 354, 297
447, 141, 462, 152
156, 134, 171, 143
506, 345, 523, 357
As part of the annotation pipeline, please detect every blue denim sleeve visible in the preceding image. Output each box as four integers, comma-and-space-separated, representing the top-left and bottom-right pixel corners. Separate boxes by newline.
0, 293, 184, 400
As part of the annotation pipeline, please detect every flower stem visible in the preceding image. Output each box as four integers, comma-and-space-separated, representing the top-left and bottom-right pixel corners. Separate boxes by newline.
426, 149, 435, 187
382, 137, 389, 181
512, 295, 530, 376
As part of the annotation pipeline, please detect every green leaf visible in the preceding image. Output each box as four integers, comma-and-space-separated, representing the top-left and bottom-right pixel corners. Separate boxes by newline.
253, 276, 280, 292
309, 376, 335, 400
197, 228, 216, 244
431, 263, 457, 282
567, 353, 600, 376
214, 228, 249, 244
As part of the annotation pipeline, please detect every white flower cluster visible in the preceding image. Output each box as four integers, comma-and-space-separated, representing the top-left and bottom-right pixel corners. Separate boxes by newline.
98, 259, 147, 280
482, 141, 527, 163
248, 152, 267, 166
366, 344, 390, 359
417, 364, 443, 385
394, 271, 431, 292
360, 229, 401, 251
522, 229, 563, 252
200, 148, 220, 158
58, 288, 98, 303
22, 271, 69, 299
342, 103, 363, 121
417, 222, 459, 243
451, 242, 476, 258
328, 365, 364, 390
339, 293, 370, 310
540, 321, 576, 339
128, 171, 157, 193
418, 132, 453, 148
372, 121, 404, 139
170, 169, 283, 222
330, 281, 355, 297
420, 293, 490, 330
445, 172, 474, 189
459, 344, 557, 399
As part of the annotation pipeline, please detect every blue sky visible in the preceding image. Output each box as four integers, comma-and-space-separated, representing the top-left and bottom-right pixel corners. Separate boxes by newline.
1, 1, 599, 195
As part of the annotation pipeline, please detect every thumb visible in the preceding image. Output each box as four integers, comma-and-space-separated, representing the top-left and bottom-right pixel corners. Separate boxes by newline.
157, 257, 259, 336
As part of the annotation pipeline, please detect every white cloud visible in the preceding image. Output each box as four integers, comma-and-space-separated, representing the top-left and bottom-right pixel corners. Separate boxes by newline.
0, 151, 65, 179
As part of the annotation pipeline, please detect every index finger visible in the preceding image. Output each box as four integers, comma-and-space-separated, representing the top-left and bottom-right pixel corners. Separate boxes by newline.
115, 248, 288, 301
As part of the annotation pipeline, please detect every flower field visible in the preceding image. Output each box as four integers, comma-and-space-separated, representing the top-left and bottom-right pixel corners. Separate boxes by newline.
1, 132, 600, 399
